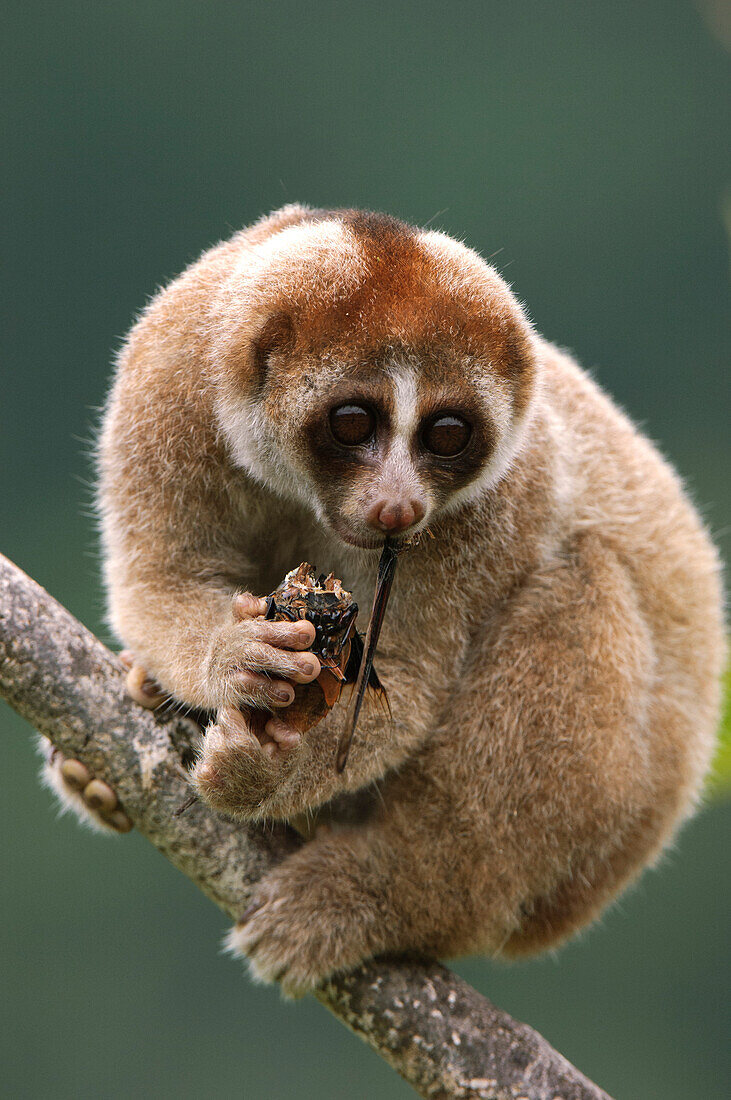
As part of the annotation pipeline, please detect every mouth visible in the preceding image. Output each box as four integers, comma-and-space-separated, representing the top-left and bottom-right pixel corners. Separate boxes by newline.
326, 517, 384, 550
328, 517, 426, 551
335, 530, 384, 550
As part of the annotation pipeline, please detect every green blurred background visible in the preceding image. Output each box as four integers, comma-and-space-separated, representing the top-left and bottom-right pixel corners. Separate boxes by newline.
1, 3, 729, 1098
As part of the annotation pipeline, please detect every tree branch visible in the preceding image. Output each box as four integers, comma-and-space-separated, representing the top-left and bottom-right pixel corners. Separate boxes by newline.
0, 552, 612, 1100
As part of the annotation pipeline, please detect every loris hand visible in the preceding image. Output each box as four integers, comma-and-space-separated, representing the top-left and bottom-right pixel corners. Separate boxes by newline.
191, 703, 306, 817
204, 593, 321, 712
189, 594, 322, 817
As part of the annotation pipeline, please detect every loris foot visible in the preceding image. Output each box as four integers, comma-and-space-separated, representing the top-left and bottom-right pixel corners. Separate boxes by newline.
191, 705, 303, 819
227, 849, 381, 997
39, 737, 133, 833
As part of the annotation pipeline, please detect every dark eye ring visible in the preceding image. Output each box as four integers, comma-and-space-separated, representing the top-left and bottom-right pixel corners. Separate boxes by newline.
329, 404, 376, 447
421, 413, 472, 457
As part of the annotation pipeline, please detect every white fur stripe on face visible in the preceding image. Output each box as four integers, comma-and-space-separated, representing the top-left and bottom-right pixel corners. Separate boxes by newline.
383, 365, 430, 510
390, 364, 420, 443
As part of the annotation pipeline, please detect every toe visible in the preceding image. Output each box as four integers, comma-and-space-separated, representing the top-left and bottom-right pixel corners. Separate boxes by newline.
83, 778, 118, 813
101, 808, 133, 833
60, 758, 91, 791
264, 716, 301, 749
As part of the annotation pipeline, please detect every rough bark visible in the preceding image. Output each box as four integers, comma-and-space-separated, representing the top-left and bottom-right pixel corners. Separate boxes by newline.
0, 552, 612, 1100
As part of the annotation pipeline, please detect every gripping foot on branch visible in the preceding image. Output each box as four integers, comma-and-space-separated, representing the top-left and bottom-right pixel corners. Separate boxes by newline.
39, 737, 134, 833
38, 649, 167, 834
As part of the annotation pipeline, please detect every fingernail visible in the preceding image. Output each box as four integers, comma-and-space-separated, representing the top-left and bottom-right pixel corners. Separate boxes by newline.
141, 678, 162, 698
274, 687, 293, 702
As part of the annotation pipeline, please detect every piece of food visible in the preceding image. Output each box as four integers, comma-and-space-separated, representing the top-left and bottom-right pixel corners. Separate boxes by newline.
262, 563, 361, 733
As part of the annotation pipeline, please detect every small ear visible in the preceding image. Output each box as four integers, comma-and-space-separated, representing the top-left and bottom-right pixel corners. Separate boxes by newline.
466, 306, 538, 417
252, 312, 295, 389
497, 322, 537, 383
497, 322, 539, 417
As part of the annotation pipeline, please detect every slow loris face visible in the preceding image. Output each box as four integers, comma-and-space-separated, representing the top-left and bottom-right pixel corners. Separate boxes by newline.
211, 211, 538, 549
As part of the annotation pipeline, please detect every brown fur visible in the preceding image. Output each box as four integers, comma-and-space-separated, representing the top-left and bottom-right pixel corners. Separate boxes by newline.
82, 205, 725, 994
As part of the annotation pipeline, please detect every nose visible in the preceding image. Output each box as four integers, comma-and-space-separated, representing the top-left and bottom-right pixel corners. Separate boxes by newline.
366, 497, 426, 534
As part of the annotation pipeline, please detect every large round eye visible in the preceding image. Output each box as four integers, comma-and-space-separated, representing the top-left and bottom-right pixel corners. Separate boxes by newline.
422, 413, 471, 457
329, 404, 376, 446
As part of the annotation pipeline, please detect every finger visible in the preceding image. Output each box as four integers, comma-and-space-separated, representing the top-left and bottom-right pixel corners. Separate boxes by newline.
215, 705, 254, 737
83, 779, 118, 813
232, 593, 269, 621
214, 706, 270, 748
244, 643, 321, 684
231, 670, 295, 708
249, 617, 316, 651
264, 716, 302, 749
102, 808, 133, 833
60, 758, 91, 791
119, 649, 135, 669
126, 664, 166, 708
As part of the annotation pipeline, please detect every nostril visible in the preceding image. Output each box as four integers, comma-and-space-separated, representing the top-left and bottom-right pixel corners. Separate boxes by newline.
366, 499, 425, 533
